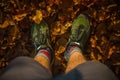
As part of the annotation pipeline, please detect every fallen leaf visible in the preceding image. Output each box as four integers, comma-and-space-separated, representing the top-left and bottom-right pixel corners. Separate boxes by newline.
47, 6, 51, 13
97, 54, 102, 61
90, 52, 97, 61
73, 0, 81, 5
96, 46, 103, 53
0, 20, 9, 29
90, 37, 97, 48
32, 10, 43, 24
107, 4, 117, 9
108, 46, 116, 58
13, 13, 27, 21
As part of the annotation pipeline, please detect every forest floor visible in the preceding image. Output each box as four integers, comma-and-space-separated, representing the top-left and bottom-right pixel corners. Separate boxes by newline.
0, 0, 120, 79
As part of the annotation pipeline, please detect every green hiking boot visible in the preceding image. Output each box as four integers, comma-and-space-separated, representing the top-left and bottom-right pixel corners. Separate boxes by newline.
31, 20, 54, 64
64, 14, 90, 60
68, 14, 90, 49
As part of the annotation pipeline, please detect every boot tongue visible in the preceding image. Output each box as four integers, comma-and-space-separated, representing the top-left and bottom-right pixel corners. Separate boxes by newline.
39, 34, 45, 44
69, 25, 86, 50
70, 25, 85, 41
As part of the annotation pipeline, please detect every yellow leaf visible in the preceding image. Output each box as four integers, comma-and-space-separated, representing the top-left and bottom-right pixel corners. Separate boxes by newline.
47, 6, 51, 13
0, 20, 9, 29
73, 0, 81, 5
90, 52, 97, 61
108, 46, 116, 58
97, 54, 102, 61
13, 13, 27, 21
90, 37, 96, 48
32, 10, 43, 24
96, 46, 103, 53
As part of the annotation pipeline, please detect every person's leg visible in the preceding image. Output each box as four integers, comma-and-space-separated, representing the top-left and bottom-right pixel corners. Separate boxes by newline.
31, 20, 54, 70
65, 49, 118, 80
0, 56, 52, 80
65, 47, 86, 73
64, 14, 118, 80
0, 20, 54, 80
34, 54, 50, 70
64, 14, 90, 73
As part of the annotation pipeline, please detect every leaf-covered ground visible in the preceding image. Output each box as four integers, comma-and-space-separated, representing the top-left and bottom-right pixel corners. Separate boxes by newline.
0, 0, 120, 79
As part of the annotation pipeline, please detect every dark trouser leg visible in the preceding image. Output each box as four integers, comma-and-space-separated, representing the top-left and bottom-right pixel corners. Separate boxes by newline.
65, 61, 118, 80
0, 56, 52, 80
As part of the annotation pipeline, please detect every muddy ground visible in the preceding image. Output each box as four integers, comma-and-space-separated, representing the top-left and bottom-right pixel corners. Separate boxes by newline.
0, 0, 120, 79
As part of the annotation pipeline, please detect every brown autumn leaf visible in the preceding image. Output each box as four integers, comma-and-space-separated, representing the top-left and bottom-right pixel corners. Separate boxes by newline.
11, 26, 20, 41
0, 58, 8, 67
51, 21, 72, 36
90, 52, 97, 61
97, 54, 102, 61
90, 36, 97, 48
90, 51, 102, 61
13, 13, 27, 21
73, 0, 81, 5
0, 19, 15, 29
0, 20, 9, 29
32, 10, 43, 24
8, 25, 21, 44
108, 46, 116, 59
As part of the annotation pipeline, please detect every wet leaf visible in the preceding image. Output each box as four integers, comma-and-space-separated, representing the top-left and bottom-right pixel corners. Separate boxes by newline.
32, 10, 43, 24
90, 52, 97, 61
0, 20, 10, 29
13, 13, 27, 21
108, 46, 116, 59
